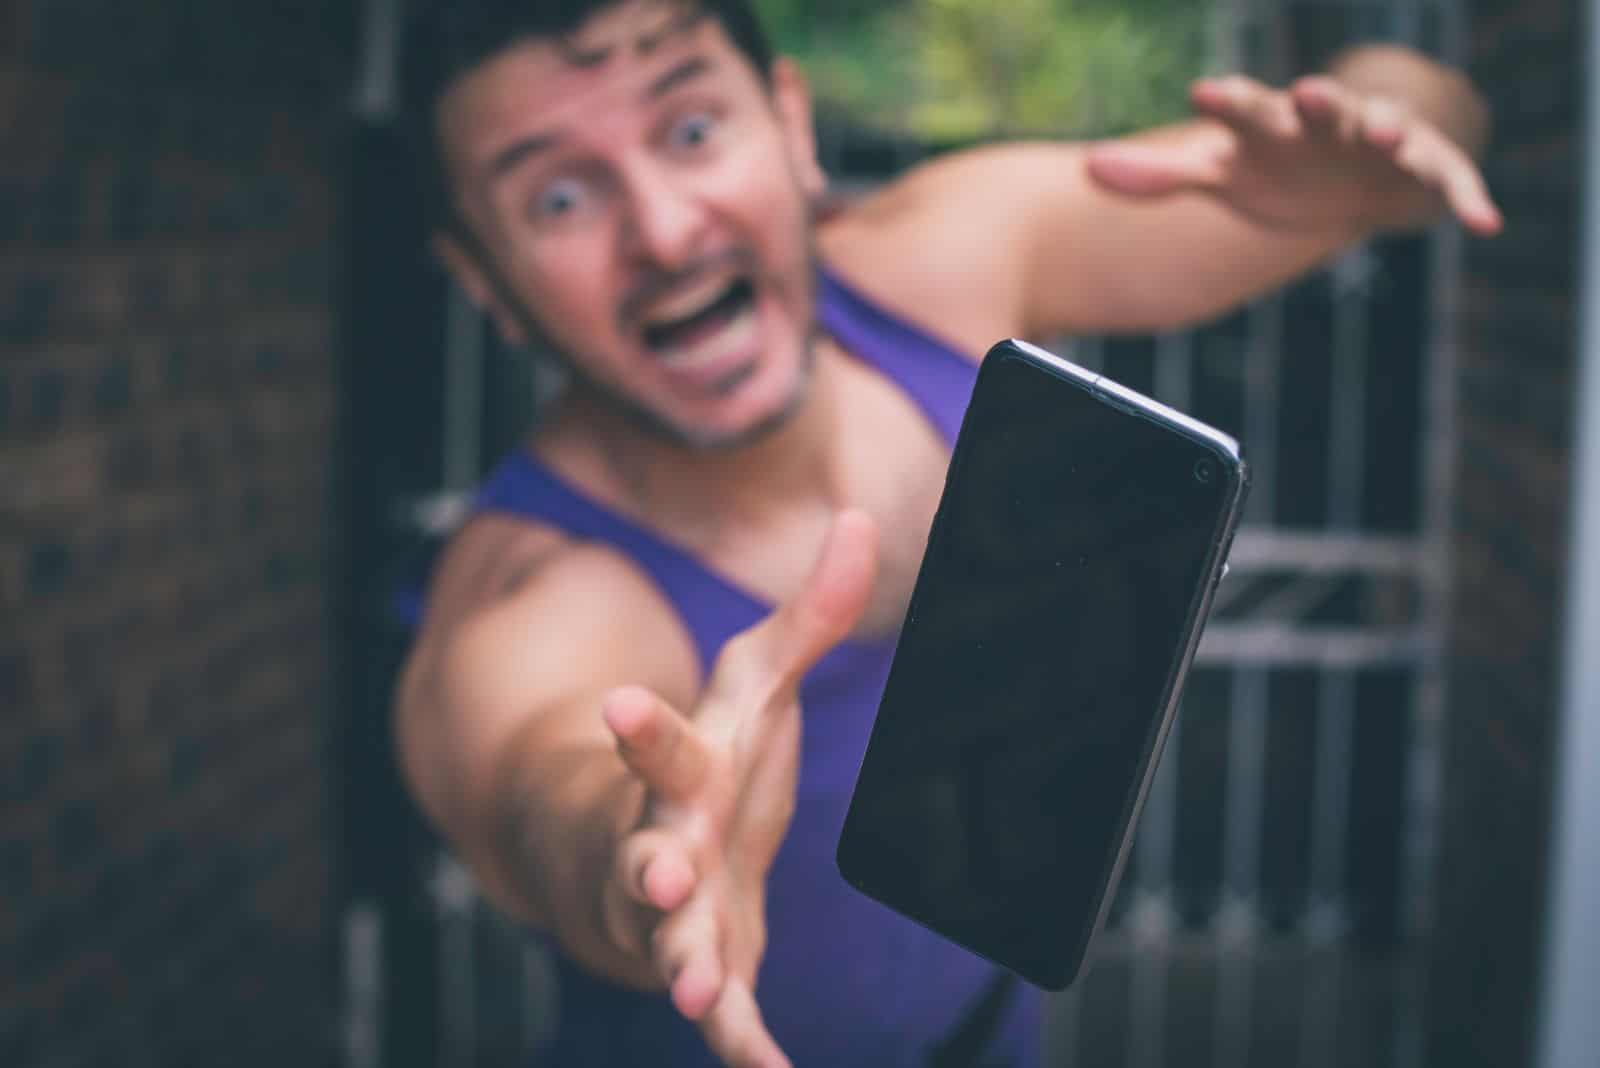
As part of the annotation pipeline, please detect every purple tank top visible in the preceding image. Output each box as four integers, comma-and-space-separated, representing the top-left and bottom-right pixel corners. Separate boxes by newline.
467, 266, 1041, 1067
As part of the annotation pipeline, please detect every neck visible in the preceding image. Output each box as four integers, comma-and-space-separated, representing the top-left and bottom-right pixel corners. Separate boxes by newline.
547, 342, 851, 543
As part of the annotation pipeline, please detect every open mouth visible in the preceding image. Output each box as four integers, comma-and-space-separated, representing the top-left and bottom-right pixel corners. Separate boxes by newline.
641, 278, 758, 370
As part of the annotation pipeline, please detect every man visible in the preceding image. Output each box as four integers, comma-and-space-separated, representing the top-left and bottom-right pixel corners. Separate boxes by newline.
394, 2, 1497, 1065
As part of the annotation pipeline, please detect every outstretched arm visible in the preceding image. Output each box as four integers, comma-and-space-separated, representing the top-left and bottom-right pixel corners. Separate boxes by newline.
1022, 43, 1497, 336
395, 514, 878, 1068
837, 42, 1499, 345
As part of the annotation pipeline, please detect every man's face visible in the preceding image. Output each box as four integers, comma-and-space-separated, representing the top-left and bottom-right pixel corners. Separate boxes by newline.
434, 2, 826, 448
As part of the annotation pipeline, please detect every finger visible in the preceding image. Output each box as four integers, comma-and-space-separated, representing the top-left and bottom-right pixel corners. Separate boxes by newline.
1084, 140, 1229, 198
1192, 75, 1299, 141
706, 510, 880, 710
672, 947, 724, 1022
1358, 96, 1408, 153
1439, 153, 1504, 235
652, 897, 724, 1020
1394, 133, 1504, 236
700, 976, 792, 1068
616, 828, 697, 911
603, 686, 711, 802
1290, 76, 1359, 141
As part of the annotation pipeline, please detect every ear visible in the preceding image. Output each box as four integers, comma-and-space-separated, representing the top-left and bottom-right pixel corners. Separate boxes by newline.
431, 231, 530, 347
770, 58, 826, 200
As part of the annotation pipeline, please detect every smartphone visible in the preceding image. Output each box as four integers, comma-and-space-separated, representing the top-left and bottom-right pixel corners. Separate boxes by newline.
836, 338, 1249, 990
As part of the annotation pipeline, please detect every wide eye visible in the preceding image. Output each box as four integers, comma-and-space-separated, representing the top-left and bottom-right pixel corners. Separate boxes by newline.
667, 112, 717, 153
532, 177, 586, 222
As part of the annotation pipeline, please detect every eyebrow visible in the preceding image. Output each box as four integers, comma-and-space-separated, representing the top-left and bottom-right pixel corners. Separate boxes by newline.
487, 131, 562, 181
645, 55, 713, 100
484, 55, 715, 183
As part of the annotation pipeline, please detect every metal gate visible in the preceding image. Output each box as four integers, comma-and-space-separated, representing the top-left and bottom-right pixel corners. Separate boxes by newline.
337, 2, 1467, 1065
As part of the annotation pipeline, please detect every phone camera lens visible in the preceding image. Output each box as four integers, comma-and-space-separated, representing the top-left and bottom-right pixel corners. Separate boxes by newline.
1193, 458, 1217, 485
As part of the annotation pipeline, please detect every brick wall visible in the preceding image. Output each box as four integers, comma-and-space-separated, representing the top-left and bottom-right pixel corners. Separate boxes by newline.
1, 3, 352, 1065
1428, 0, 1583, 1064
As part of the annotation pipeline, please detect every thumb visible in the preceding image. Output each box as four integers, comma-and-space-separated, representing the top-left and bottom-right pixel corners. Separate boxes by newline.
705, 510, 879, 712
1085, 140, 1228, 198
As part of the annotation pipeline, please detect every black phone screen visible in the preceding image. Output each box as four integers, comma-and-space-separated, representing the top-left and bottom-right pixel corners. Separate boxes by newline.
838, 347, 1241, 988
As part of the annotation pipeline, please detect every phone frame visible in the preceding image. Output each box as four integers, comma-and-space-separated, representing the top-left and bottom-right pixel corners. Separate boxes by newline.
837, 338, 1252, 990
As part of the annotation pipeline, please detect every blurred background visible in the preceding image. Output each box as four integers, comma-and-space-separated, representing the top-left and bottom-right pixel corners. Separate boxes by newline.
2, 0, 1596, 1066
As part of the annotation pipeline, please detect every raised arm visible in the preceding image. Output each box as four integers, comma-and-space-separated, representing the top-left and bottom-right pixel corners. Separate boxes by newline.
826, 43, 1498, 346
1025, 42, 1498, 335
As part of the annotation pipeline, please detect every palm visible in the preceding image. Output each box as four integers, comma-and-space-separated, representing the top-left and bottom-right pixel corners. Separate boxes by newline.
599, 513, 879, 1068
667, 679, 803, 986
726, 683, 803, 874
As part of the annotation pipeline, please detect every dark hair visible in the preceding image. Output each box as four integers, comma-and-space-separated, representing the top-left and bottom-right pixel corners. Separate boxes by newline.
400, 0, 776, 229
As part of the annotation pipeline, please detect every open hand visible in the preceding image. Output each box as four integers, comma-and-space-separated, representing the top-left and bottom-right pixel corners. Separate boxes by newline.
596, 511, 879, 1068
1085, 74, 1502, 237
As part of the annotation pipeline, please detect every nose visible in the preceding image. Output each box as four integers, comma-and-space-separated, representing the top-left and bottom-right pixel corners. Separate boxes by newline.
618, 160, 711, 270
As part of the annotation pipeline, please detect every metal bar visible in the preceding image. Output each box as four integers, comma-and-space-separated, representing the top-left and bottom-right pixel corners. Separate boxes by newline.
1240, 0, 1293, 534
1195, 624, 1435, 668
1128, 944, 1168, 1068
1293, 232, 1376, 1068
1298, 947, 1344, 1068
434, 855, 479, 1067
1128, 722, 1183, 1068
341, 902, 385, 1068
1046, 986, 1082, 1067
1208, 564, 1261, 617
396, 489, 474, 538
1306, 674, 1356, 932
1328, 246, 1376, 530
1214, 669, 1269, 1068
351, 0, 403, 121
1298, 672, 1357, 1068
522, 945, 540, 1058
1134, 727, 1185, 910
1220, 670, 1270, 913
1082, 928, 1371, 959
1387, 0, 1425, 44
1396, 4, 1467, 1063
1209, 0, 1247, 73
1536, 0, 1600, 1060
522, 943, 557, 1060
1155, 332, 1193, 409
1226, 530, 1427, 574
444, 288, 486, 491
1113, 329, 1196, 1068
1243, 572, 1344, 625
1244, 297, 1284, 525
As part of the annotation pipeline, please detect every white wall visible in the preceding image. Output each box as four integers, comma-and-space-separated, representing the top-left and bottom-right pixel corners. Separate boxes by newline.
1536, 3, 1600, 1066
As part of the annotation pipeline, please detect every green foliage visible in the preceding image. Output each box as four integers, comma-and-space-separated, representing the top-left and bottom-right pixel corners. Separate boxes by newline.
757, 0, 1216, 142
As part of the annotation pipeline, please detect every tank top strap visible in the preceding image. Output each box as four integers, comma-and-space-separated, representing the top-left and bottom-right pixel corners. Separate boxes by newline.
404, 262, 983, 656
473, 452, 763, 672
814, 264, 979, 447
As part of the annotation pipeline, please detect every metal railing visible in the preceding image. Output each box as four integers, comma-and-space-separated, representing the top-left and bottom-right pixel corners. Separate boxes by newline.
1042, 4, 1465, 1063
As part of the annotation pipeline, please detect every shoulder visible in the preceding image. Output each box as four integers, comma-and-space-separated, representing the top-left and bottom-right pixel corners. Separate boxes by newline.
818, 142, 1094, 354
405, 514, 702, 736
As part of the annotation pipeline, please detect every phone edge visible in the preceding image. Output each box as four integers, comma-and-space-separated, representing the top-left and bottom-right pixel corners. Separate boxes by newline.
836, 338, 1253, 992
